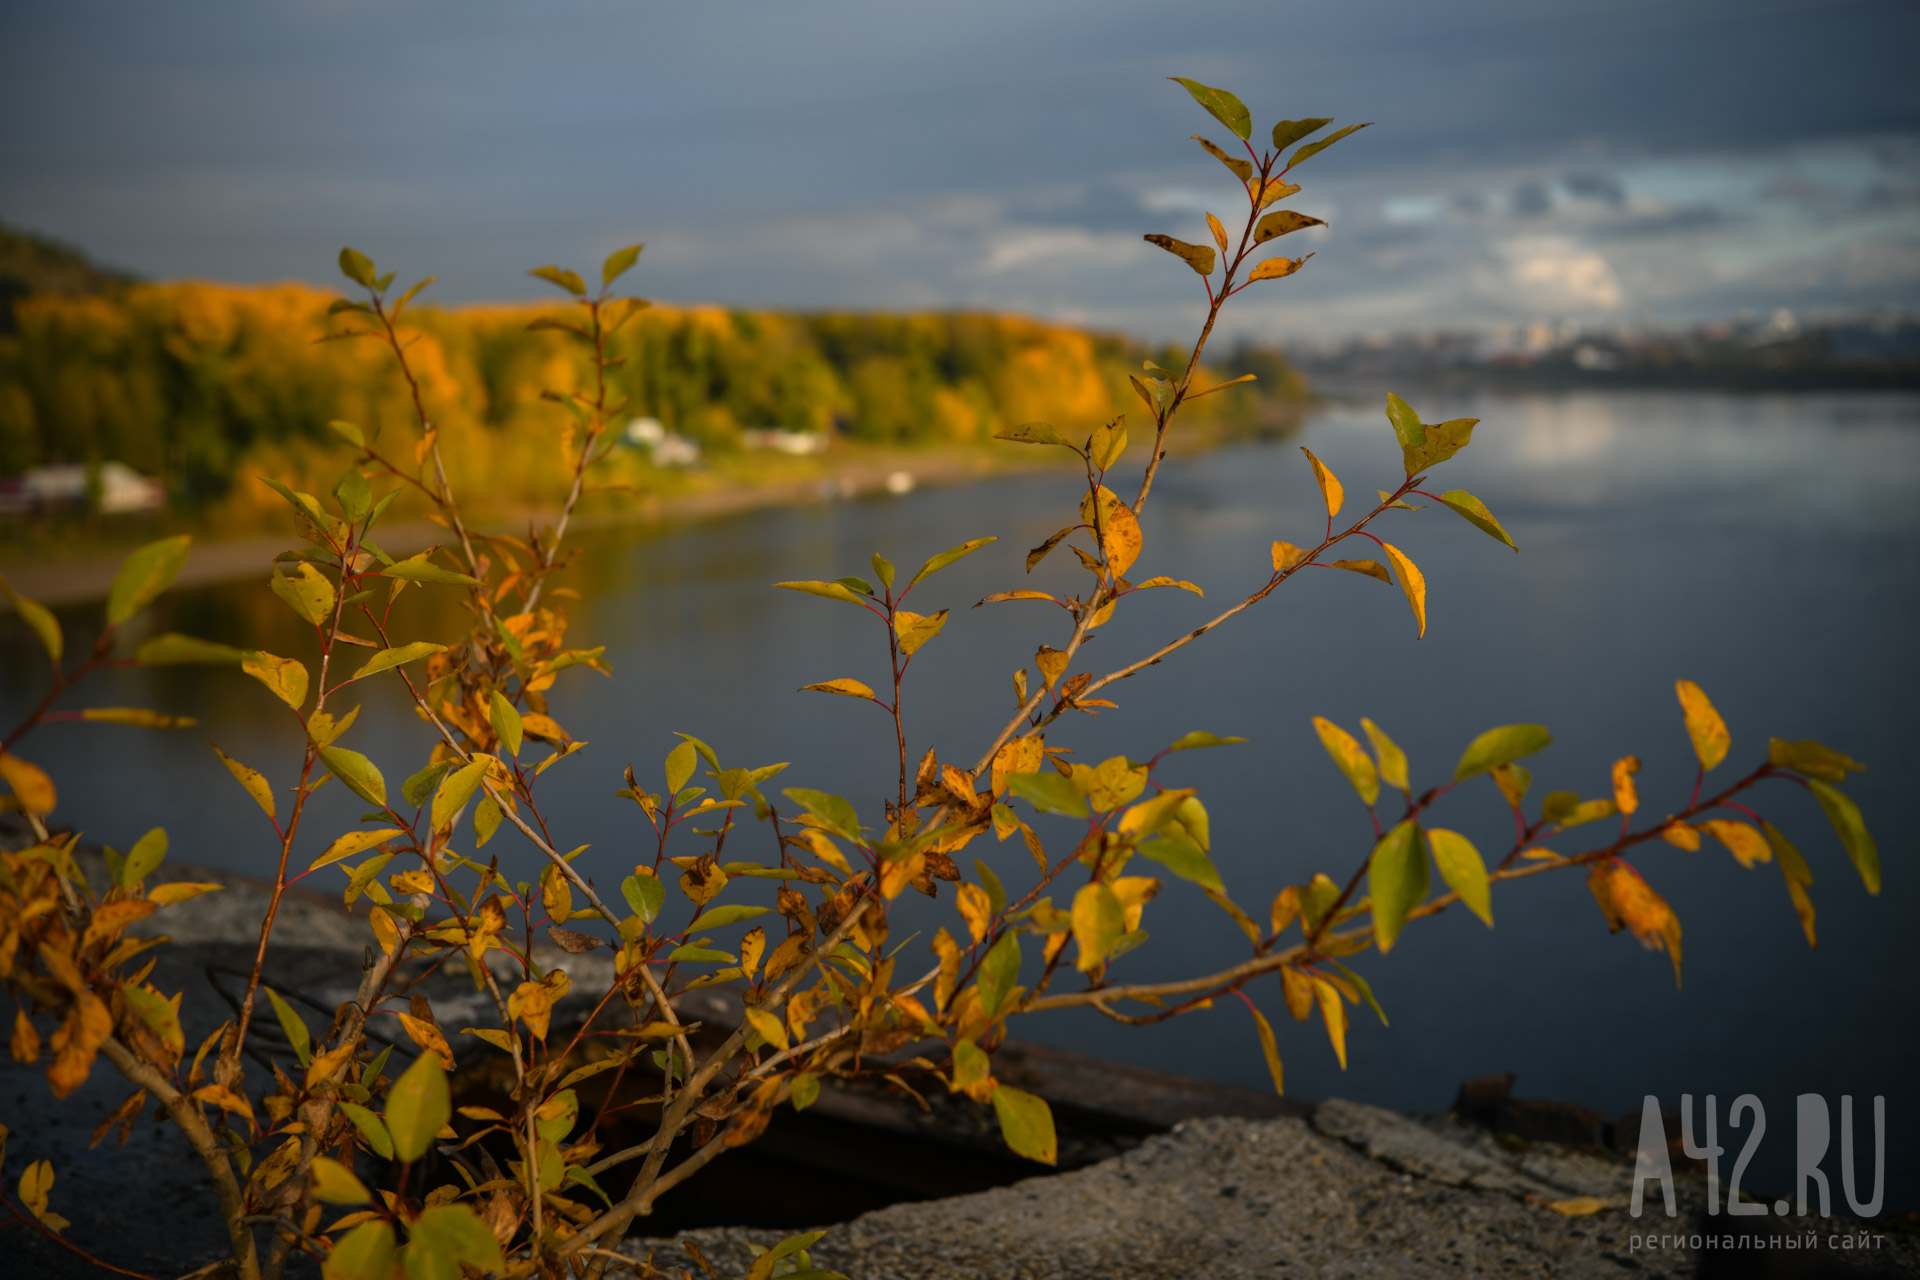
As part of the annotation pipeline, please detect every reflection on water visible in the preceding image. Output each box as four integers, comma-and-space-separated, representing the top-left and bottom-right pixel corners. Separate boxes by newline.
5, 390, 1917, 1206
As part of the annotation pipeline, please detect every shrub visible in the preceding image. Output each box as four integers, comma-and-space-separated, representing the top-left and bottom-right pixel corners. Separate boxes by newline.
0, 80, 1876, 1280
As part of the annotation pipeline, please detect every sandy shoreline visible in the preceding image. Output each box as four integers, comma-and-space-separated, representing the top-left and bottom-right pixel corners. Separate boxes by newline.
0, 444, 1043, 608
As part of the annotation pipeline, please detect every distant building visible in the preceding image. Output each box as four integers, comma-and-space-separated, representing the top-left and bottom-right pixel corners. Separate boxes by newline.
623, 417, 701, 467
740, 429, 827, 456
0, 461, 164, 515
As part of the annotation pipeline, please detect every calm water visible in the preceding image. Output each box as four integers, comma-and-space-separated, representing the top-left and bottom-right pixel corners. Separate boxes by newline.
5, 389, 1917, 1206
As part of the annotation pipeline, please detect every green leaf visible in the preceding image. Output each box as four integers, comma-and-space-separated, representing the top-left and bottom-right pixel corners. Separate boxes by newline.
106, 535, 191, 625
1312, 717, 1379, 806
1165, 730, 1248, 752
790, 1072, 820, 1110
384, 1052, 450, 1162
1768, 738, 1865, 783
354, 642, 448, 684
489, 691, 523, 757
136, 633, 247, 665
338, 247, 377, 289
1807, 779, 1879, 895
270, 562, 337, 625
974, 858, 1007, 916
1286, 121, 1371, 169
1368, 819, 1428, 954
1329, 962, 1390, 1027
774, 579, 872, 607
601, 243, 643, 287
264, 987, 312, 1066
1453, 724, 1553, 781
622, 874, 665, 924
1005, 771, 1088, 819
1270, 117, 1332, 150
782, 788, 862, 841
390, 277, 435, 317
328, 419, 366, 448
322, 1219, 395, 1280
1168, 77, 1251, 140
1426, 828, 1492, 927
991, 421, 1074, 448
320, 746, 388, 808
1143, 234, 1216, 276
687, 904, 773, 931
333, 469, 371, 522
121, 827, 167, 887
992, 1085, 1057, 1165
431, 757, 490, 831
835, 577, 875, 596
979, 930, 1021, 1016
907, 537, 997, 590
870, 554, 895, 591
665, 741, 698, 795
1439, 490, 1517, 551
338, 1102, 394, 1160
0, 575, 61, 663
1136, 830, 1225, 893
529, 264, 587, 296
383, 554, 479, 586
1385, 394, 1478, 476
667, 945, 734, 963
1071, 881, 1125, 971
406, 1204, 505, 1278
400, 763, 451, 810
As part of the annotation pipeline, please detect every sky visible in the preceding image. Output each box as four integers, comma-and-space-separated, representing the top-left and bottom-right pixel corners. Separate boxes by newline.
3, 0, 1917, 342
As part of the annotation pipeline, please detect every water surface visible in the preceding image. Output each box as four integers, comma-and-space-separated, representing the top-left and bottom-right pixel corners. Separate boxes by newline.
5, 389, 1915, 1206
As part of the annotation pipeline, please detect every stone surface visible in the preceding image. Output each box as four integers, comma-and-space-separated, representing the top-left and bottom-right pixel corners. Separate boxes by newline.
627, 1112, 1920, 1279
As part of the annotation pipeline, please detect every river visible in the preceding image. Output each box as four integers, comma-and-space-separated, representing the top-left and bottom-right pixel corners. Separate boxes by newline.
4, 388, 1916, 1208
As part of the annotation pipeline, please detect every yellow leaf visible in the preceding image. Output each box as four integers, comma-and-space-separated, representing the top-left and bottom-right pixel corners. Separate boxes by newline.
1660, 822, 1702, 851
738, 926, 766, 978
1205, 211, 1228, 253
76, 707, 197, 729
242, 651, 309, 710
147, 882, 224, 907
991, 735, 1045, 798
956, 882, 993, 944
1699, 819, 1771, 868
1359, 718, 1409, 793
1330, 558, 1392, 584
1376, 541, 1427, 638
1281, 965, 1315, 1021
1313, 976, 1349, 1069
1587, 861, 1683, 986
309, 829, 405, 873
1248, 1005, 1285, 1096
1248, 253, 1311, 281
801, 678, 878, 701
1035, 646, 1069, 692
192, 1084, 256, 1126
12, 1008, 41, 1063
1271, 540, 1309, 573
1311, 717, 1379, 806
0, 753, 57, 815
18, 1159, 68, 1232
508, 980, 553, 1040
1427, 828, 1493, 928
744, 1006, 788, 1052
1301, 447, 1343, 519
212, 745, 275, 819
1077, 485, 1143, 576
269, 561, 337, 626
1611, 756, 1641, 816
1071, 882, 1125, 971
894, 609, 949, 657
1548, 1196, 1617, 1216
396, 1013, 455, 1070
1675, 679, 1730, 771
1270, 886, 1301, 939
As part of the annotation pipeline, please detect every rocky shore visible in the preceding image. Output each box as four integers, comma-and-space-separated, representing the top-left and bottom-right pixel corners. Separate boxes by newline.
5, 825, 1914, 1278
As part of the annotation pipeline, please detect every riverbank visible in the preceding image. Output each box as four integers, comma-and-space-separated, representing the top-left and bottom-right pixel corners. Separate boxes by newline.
0, 436, 1061, 607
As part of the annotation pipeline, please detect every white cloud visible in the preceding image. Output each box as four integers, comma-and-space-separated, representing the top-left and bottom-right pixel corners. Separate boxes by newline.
977, 226, 1145, 276
1495, 236, 1623, 310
